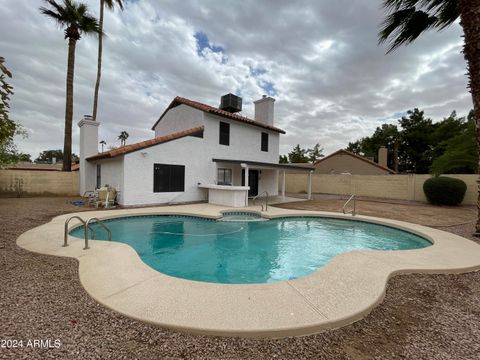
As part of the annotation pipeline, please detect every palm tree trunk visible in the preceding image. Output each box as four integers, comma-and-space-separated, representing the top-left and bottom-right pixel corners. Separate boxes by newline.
92, 0, 104, 121
63, 37, 76, 172
459, 0, 480, 234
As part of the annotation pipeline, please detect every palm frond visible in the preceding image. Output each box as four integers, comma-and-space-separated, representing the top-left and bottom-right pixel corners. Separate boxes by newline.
379, 0, 459, 53
40, 0, 100, 37
104, 0, 124, 11
78, 14, 101, 35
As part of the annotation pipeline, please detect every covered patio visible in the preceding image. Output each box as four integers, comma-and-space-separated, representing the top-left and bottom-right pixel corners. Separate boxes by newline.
199, 159, 314, 207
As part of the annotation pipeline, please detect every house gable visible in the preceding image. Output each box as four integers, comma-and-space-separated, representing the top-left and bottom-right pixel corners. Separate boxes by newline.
314, 149, 395, 175
87, 126, 204, 161
152, 96, 285, 134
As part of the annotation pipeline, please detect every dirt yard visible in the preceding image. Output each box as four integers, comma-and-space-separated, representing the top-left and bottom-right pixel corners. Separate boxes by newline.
1, 196, 479, 359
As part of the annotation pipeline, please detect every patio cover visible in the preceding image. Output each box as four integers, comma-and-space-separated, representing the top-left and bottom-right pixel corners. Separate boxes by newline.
212, 158, 315, 199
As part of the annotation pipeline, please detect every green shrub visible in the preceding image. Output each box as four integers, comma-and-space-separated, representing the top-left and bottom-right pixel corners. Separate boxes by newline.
423, 176, 467, 206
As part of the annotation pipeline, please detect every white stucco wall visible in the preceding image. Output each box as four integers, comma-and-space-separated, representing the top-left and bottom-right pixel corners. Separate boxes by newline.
258, 169, 279, 196
153, 105, 204, 137
203, 114, 280, 163
96, 157, 124, 204
121, 136, 211, 206
78, 119, 99, 195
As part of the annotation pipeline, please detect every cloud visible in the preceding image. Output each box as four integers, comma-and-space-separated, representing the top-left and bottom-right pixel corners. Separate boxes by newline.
0, 0, 471, 159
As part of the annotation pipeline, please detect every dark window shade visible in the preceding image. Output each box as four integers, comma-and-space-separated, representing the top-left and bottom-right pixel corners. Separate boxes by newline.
261, 132, 269, 152
153, 164, 185, 192
219, 122, 230, 145
96, 164, 101, 188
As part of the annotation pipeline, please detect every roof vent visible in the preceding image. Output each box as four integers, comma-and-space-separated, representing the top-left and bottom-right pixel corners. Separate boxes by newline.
220, 93, 242, 113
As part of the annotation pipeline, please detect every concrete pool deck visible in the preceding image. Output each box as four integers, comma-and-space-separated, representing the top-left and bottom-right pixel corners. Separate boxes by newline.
16, 203, 480, 338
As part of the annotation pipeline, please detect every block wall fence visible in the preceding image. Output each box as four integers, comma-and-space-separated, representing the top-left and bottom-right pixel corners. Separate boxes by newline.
282, 173, 478, 205
0, 170, 79, 197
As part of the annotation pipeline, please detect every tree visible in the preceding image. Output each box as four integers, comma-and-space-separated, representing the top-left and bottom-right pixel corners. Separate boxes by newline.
307, 143, 324, 163
347, 123, 401, 170
346, 108, 474, 173
92, 0, 123, 121
287, 144, 309, 163
430, 112, 477, 174
100, 140, 106, 152
40, 0, 100, 172
279, 154, 289, 164
35, 149, 79, 163
0, 56, 27, 168
118, 130, 129, 146
378, 0, 480, 233
398, 109, 434, 173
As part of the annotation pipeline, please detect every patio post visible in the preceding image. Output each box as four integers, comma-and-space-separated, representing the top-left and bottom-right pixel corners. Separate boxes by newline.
308, 170, 313, 200
281, 170, 286, 199
243, 165, 249, 206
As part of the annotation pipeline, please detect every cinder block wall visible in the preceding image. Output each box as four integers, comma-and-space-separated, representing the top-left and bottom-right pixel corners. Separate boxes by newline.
0, 170, 79, 197
282, 174, 478, 205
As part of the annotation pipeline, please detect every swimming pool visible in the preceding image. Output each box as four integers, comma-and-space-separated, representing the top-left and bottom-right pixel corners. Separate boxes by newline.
70, 215, 431, 284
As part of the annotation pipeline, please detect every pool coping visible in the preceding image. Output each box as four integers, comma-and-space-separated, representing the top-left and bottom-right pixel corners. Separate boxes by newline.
16, 203, 480, 338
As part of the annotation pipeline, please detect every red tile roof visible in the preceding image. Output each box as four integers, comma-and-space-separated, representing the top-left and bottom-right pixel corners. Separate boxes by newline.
87, 126, 204, 161
151, 96, 286, 134
313, 149, 396, 174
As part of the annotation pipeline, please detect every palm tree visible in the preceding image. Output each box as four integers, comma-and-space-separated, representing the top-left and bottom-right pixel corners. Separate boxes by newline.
92, 0, 124, 122
40, 0, 100, 171
99, 140, 106, 152
118, 131, 129, 146
378, 0, 480, 234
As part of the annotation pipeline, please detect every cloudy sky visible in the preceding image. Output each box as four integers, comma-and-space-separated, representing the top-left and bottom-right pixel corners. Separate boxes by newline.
0, 0, 471, 159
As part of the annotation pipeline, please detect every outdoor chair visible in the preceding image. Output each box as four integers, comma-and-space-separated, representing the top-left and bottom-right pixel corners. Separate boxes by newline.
82, 190, 98, 207
94, 186, 117, 209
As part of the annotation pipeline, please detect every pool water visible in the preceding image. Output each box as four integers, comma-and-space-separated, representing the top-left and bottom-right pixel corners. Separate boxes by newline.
70, 215, 431, 284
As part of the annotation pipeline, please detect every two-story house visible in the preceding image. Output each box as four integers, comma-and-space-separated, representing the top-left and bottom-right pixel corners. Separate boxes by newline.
78, 94, 313, 207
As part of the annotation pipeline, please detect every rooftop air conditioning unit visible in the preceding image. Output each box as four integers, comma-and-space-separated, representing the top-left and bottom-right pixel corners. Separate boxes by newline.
220, 93, 242, 113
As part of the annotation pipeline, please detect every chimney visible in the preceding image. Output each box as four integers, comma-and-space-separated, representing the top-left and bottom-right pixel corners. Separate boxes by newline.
78, 115, 99, 195
254, 95, 275, 126
378, 146, 388, 168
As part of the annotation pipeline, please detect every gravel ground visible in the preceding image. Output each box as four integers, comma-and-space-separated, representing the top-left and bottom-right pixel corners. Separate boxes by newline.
1, 197, 480, 359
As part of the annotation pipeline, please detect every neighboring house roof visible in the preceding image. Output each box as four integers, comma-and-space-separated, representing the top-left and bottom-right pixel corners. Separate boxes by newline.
87, 126, 204, 161
8, 162, 79, 171
151, 96, 286, 134
313, 149, 396, 174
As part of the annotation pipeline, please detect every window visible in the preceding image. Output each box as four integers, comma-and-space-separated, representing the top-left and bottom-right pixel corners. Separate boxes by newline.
153, 164, 185, 192
219, 122, 230, 145
217, 168, 232, 185
261, 132, 269, 152
96, 164, 101, 188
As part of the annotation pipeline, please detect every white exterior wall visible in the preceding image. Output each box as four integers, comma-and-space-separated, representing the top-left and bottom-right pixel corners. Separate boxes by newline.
154, 105, 204, 137
203, 114, 280, 163
78, 119, 99, 195
258, 169, 278, 196
122, 136, 211, 206
96, 157, 124, 204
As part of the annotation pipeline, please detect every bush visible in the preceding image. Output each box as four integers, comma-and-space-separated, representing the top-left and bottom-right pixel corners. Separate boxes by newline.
423, 176, 467, 206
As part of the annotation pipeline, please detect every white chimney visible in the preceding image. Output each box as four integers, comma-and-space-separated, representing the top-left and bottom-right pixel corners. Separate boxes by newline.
254, 95, 275, 126
78, 115, 99, 195
378, 146, 388, 168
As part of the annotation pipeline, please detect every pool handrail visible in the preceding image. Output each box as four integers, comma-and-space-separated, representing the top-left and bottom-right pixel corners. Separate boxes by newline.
63, 216, 94, 247
342, 194, 356, 216
84, 217, 112, 250
253, 191, 269, 212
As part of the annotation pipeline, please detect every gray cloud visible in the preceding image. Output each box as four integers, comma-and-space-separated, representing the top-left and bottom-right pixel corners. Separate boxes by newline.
0, 0, 471, 159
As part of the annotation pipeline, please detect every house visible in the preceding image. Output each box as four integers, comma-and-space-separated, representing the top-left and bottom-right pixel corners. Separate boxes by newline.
313, 148, 395, 175
78, 94, 313, 207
